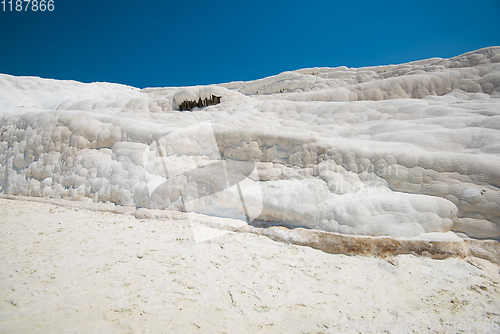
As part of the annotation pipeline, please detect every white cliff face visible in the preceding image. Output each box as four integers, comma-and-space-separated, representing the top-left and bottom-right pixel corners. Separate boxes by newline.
1, 47, 499, 239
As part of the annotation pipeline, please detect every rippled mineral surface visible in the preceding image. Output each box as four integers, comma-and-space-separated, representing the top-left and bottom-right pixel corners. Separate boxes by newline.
1, 47, 500, 241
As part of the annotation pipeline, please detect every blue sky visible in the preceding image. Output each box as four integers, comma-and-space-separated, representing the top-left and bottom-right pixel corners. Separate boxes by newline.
1, 0, 499, 88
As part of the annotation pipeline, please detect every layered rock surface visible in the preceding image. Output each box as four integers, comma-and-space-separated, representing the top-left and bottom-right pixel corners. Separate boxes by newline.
1, 47, 499, 240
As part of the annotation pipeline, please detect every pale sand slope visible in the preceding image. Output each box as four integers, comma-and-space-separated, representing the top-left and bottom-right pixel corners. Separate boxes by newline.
1, 198, 499, 334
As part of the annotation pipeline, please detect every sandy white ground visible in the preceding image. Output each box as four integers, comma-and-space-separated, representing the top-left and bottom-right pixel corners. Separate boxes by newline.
1, 198, 499, 334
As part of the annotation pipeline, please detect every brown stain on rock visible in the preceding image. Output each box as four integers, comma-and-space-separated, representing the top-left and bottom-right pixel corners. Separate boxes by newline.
259, 226, 489, 262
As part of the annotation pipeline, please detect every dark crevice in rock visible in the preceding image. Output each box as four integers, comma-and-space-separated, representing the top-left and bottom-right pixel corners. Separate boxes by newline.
178, 95, 222, 111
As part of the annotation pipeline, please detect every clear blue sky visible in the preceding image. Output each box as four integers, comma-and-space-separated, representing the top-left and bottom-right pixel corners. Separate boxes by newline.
1, 0, 499, 88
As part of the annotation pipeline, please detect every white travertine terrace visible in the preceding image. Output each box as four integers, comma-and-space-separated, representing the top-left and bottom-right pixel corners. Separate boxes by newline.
1, 47, 499, 240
